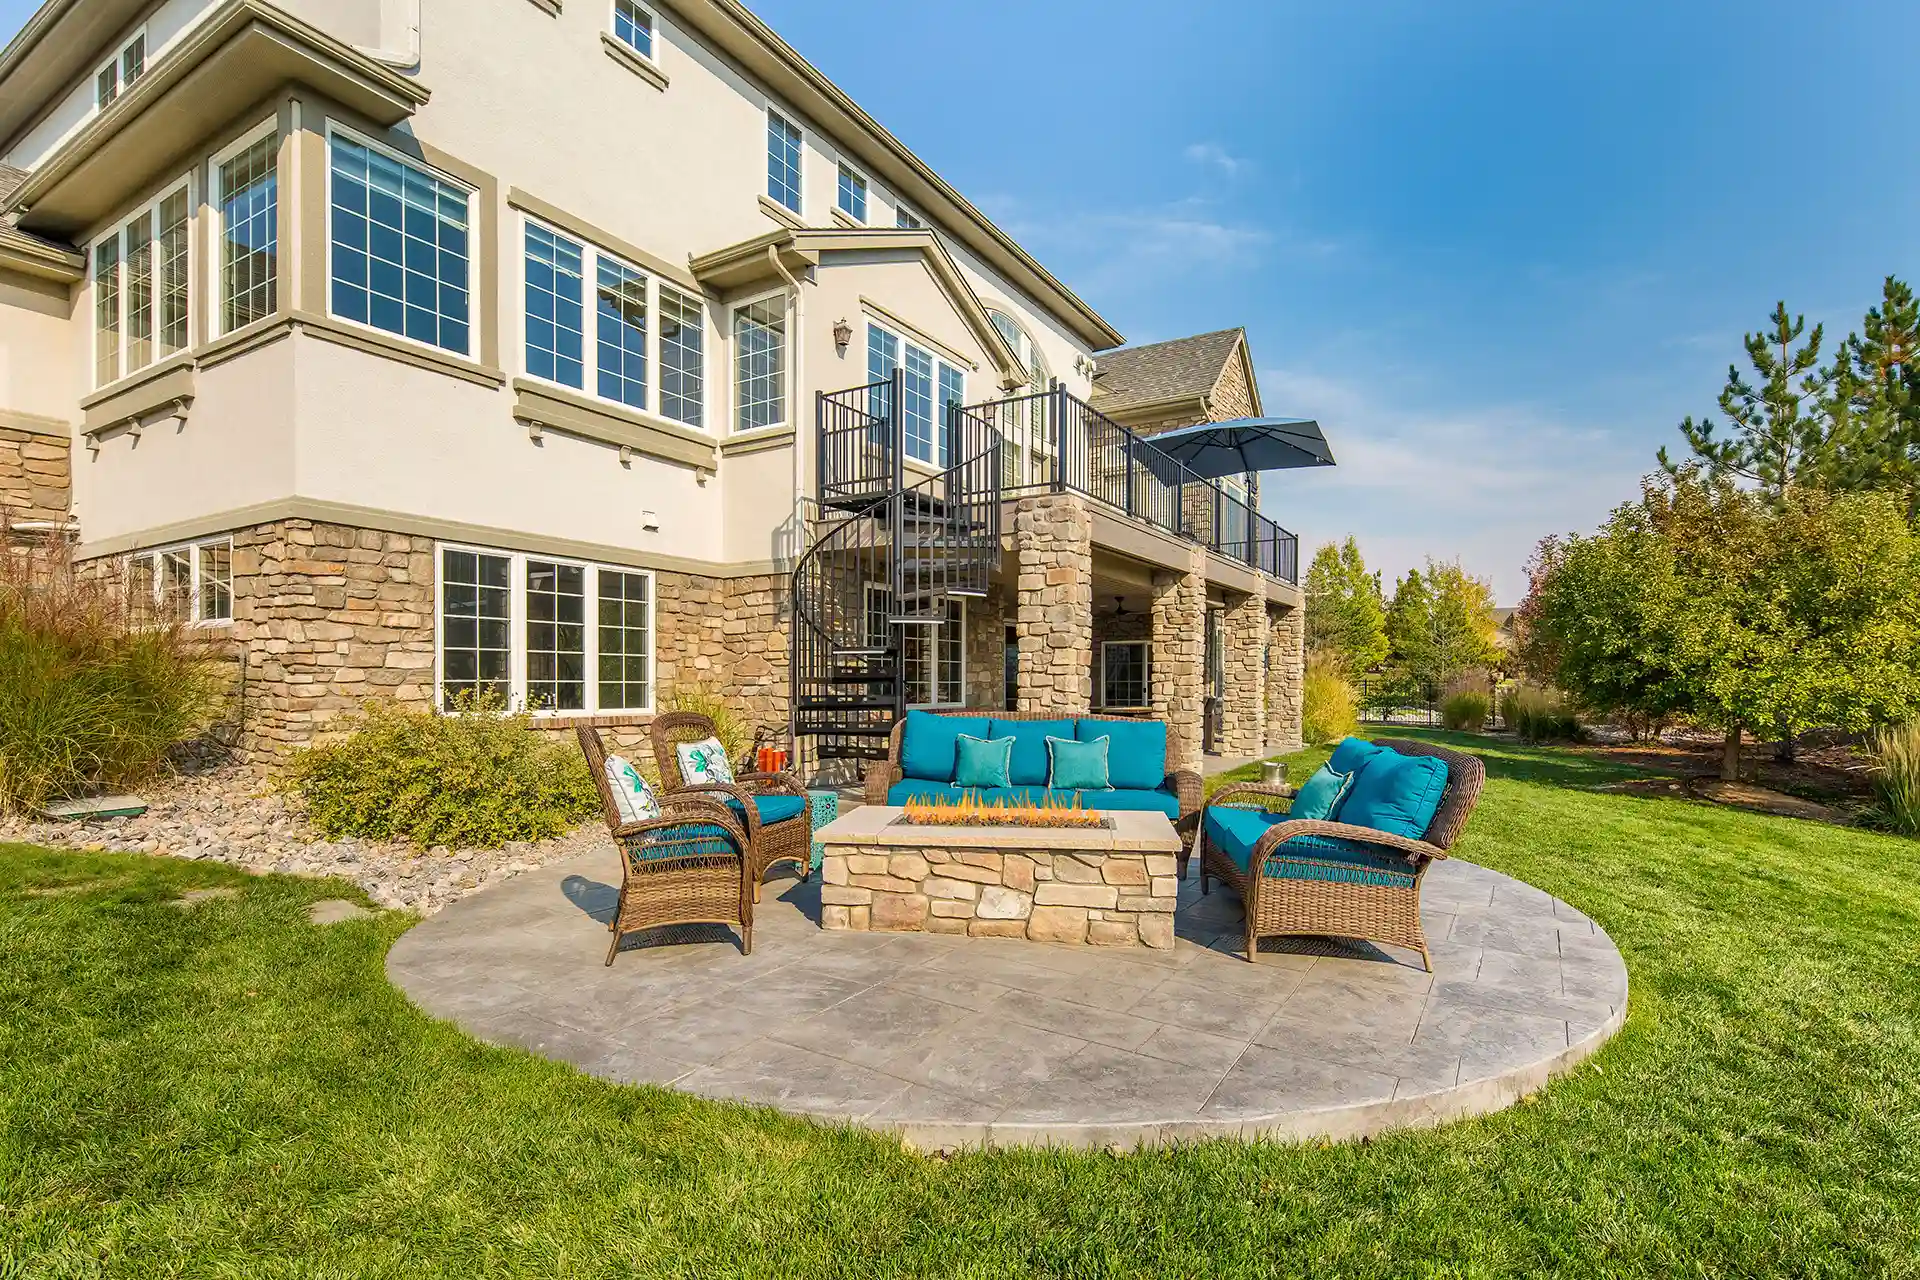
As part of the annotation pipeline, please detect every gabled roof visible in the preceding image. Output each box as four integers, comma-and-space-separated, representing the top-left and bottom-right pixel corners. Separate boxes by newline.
1091, 329, 1248, 414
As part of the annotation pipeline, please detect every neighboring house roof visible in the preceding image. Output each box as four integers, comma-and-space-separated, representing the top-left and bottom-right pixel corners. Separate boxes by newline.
1091, 328, 1263, 427
0, 162, 27, 205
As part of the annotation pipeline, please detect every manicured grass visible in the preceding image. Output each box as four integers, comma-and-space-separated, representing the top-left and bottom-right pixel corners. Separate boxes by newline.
4, 731, 1919, 1276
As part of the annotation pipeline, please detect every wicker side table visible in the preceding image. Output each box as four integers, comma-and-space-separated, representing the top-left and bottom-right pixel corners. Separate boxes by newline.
807, 789, 839, 874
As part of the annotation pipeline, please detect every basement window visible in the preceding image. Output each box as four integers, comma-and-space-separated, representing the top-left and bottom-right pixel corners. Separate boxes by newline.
126, 537, 232, 626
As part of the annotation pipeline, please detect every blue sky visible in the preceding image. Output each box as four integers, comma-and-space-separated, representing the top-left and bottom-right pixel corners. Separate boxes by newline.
9, 0, 1919, 600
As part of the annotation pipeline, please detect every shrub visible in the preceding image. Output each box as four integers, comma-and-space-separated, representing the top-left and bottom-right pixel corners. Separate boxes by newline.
1870, 720, 1920, 837
0, 539, 223, 814
1507, 685, 1581, 742
1441, 690, 1492, 732
1301, 653, 1358, 746
286, 692, 600, 848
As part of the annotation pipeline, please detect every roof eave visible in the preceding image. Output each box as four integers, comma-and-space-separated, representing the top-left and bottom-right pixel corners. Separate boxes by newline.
0, 225, 84, 282
661, 0, 1125, 352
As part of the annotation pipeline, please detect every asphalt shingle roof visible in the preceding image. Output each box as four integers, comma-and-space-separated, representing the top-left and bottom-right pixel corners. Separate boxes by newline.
0, 163, 28, 209
1091, 328, 1243, 411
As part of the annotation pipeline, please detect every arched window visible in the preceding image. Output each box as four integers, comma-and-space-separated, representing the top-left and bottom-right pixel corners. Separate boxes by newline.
988, 309, 1052, 487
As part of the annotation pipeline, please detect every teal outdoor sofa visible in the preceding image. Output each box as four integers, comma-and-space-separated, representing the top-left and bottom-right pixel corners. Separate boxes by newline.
864, 709, 1203, 826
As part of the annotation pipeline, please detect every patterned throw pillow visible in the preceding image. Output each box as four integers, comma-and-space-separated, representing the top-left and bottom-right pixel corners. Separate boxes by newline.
604, 754, 661, 826
676, 736, 736, 787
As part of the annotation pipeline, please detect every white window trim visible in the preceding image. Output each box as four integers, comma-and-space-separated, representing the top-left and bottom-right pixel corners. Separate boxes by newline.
835, 160, 868, 223
94, 26, 148, 111
124, 536, 233, 628
208, 118, 280, 340
1100, 640, 1150, 709
766, 107, 804, 216
433, 543, 656, 717
324, 121, 480, 363
516, 214, 709, 431
864, 320, 965, 467
610, 0, 660, 63
730, 286, 791, 434
895, 203, 922, 231
89, 170, 195, 391
865, 584, 966, 709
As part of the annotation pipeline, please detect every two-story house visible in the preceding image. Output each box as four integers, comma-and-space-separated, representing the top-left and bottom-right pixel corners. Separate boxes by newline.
0, 0, 1312, 773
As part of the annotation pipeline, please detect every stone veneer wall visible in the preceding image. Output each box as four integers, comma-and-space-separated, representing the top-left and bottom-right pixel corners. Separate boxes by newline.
962, 580, 1009, 710
1149, 545, 1206, 772
1090, 605, 1151, 708
0, 426, 70, 529
1266, 601, 1305, 752
1011, 494, 1092, 715
87, 516, 789, 761
1218, 591, 1270, 757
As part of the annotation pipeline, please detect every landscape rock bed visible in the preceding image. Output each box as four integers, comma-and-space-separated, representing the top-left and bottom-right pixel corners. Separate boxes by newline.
0, 766, 607, 915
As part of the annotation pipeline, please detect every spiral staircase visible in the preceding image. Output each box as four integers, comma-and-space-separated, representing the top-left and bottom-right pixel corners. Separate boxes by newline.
790, 372, 1002, 762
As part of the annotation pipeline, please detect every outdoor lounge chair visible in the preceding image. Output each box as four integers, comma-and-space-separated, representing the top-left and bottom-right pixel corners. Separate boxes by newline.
1198, 738, 1484, 970
650, 711, 812, 902
577, 725, 755, 964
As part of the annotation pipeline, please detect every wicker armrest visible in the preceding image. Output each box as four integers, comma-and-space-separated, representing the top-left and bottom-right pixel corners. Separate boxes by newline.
1255, 819, 1444, 865
610, 808, 750, 855
735, 770, 808, 799
1208, 782, 1297, 813
1169, 769, 1203, 821
864, 761, 898, 806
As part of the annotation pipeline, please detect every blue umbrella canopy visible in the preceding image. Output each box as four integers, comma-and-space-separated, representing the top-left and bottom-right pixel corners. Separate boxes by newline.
1146, 417, 1335, 479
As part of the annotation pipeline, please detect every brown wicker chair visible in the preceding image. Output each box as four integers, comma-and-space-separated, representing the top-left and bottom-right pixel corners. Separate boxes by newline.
1198, 739, 1485, 970
863, 708, 1204, 824
577, 725, 754, 964
650, 711, 812, 903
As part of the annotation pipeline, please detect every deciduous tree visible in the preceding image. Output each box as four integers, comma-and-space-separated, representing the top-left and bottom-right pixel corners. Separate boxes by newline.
1386, 560, 1501, 696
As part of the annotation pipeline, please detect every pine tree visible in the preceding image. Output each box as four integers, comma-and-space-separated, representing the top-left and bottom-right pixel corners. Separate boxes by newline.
1828, 277, 1920, 516
1660, 302, 1835, 501
1304, 537, 1389, 676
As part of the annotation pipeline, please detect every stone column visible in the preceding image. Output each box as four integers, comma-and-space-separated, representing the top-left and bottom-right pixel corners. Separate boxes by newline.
1150, 545, 1206, 772
1219, 590, 1269, 757
1267, 600, 1304, 753
1011, 494, 1092, 715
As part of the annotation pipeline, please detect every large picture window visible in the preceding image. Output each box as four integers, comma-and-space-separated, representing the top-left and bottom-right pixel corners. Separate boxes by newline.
437, 546, 654, 714
125, 536, 232, 626
216, 129, 279, 333
866, 322, 966, 466
91, 182, 190, 387
734, 295, 787, 432
520, 218, 706, 425
329, 131, 472, 356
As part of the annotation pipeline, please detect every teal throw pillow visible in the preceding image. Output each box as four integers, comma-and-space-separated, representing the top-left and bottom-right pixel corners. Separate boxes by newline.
1339, 749, 1450, 839
953, 734, 1014, 790
1287, 763, 1353, 822
1047, 735, 1111, 791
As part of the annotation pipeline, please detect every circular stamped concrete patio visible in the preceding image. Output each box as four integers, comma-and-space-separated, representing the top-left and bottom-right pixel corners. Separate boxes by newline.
387, 843, 1627, 1150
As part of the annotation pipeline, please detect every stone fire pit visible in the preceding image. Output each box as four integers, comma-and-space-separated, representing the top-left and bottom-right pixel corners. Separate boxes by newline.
815, 806, 1184, 948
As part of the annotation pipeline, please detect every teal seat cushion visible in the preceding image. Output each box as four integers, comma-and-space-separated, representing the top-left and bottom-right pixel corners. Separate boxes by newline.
1204, 808, 1416, 887
1078, 718, 1167, 791
628, 820, 740, 863
1288, 764, 1354, 823
899, 711, 991, 782
720, 794, 808, 827
990, 718, 1077, 786
954, 734, 1015, 790
1078, 788, 1180, 818
1339, 750, 1449, 840
1328, 737, 1386, 779
1048, 735, 1110, 790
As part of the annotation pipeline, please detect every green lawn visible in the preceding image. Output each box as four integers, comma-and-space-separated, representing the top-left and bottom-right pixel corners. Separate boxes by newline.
4, 731, 1919, 1277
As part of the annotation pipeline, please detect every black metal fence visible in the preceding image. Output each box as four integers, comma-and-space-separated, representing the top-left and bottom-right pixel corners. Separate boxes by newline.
1355, 678, 1507, 731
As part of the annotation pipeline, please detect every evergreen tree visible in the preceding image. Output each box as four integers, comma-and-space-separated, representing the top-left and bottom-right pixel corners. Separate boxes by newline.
1386, 562, 1500, 696
1660, 302, 1835, 500
1826, 277, 1920, 516
1304, 537, 1389, 675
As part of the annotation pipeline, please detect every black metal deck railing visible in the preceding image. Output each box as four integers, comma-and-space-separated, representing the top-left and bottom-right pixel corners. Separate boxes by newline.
970, 384, 1300, 585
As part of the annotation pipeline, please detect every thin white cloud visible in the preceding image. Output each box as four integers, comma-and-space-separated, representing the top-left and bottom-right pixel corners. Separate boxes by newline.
1184, 141, 1249, 178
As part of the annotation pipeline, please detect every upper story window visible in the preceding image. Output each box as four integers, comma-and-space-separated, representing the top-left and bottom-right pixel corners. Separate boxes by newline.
766, 110, 802, 214
836, 163, 867, 222
215, 127, 279, 334
733, 295, 787, 432
866, 322, 965, 467
521, 217, 706, 427
126, 536, 232, 626
328, 130, 473, 357
989, 309, 1054, 487
897, 206, 921, 230
91, 180, 190, 388
95, 29, 147, 110
612, 0, 655, 59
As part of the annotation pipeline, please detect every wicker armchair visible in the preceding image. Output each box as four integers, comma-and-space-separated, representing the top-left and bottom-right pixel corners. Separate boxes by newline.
577, 725, 754, 964
863, 709, 1204, 823
650, 711, 812, 902
1198, 739, 1485, 970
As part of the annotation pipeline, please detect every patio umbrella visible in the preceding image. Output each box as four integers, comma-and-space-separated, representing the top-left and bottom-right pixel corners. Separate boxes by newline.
1146, 417, 1335, 479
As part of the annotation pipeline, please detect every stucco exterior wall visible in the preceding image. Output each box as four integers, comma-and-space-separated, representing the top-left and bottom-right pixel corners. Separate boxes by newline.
0, 271, 77, 424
